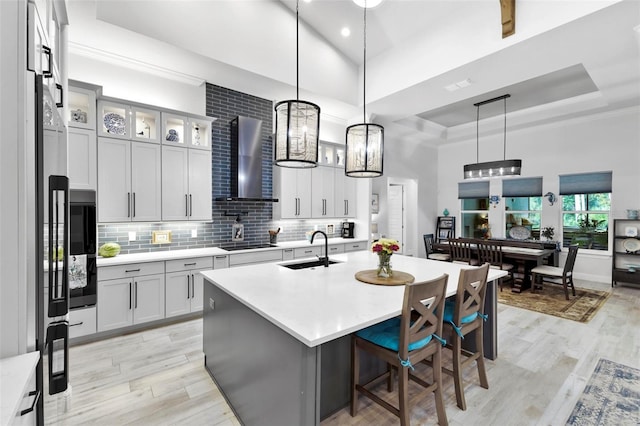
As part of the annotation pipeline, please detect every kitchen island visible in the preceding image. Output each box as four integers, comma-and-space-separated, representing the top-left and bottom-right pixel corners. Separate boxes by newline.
201, 251, 507, 425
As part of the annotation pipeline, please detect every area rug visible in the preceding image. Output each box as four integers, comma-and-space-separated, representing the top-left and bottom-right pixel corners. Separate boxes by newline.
566, 359, 640, 425
497, 285, 610, 323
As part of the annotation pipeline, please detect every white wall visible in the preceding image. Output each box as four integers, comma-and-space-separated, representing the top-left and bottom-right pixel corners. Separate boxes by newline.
69, 54, 205, 115
438, 107, 640, 283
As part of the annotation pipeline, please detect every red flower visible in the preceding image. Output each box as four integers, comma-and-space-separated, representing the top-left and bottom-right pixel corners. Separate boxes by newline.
372, 244, 383, 252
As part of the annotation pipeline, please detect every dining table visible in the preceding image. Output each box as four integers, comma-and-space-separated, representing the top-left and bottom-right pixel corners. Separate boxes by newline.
434, 239, 557, 292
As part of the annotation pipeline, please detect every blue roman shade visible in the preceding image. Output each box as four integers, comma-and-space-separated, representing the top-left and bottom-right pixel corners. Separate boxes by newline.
559, 171, 612, 195
458, 181, 490, 199
502, 177, 543, 197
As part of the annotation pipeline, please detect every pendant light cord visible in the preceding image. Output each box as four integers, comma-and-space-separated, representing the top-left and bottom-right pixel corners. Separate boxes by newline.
503, 96, 507, 160
363, 1, 367, 123
296, 0, 299, 101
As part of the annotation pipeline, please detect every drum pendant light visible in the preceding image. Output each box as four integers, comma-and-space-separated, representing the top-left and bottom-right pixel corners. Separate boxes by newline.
274, 0, 320, 168
463, 94, 521, 179
345, 0, 384, 178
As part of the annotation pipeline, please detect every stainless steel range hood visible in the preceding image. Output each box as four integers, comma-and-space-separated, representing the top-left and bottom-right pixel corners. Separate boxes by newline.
216, 116, 278, 202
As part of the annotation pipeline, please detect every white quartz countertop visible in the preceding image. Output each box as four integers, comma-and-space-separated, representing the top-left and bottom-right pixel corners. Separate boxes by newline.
201, 251, 507, 348
0, 351, 40, 426
96, 238, 367, 267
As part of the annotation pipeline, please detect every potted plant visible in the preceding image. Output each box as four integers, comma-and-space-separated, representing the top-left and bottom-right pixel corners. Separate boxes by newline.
541, 226, 555, 241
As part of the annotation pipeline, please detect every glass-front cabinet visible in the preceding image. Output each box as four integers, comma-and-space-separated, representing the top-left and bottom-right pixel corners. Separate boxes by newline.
67, 85, 96, 130
97, 100, 130, 139
161, 113, 210, 149
132, 106, 160, 143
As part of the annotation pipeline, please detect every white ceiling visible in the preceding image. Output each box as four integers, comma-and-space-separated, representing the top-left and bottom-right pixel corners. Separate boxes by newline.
66, 0, 640, 144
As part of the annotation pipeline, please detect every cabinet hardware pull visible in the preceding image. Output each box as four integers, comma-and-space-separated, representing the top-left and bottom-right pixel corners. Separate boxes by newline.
345, 200, 348, 216
125, 269, 141, 273
132, 193, 136, 217
189, 194, 193, 217
135, 282, 138, 309
42, 46, 52, 78
187, 274, 191, 299
69, 322, 84, 327
215, 255, 227, 259
184, 262, 196, 266
305, 250, 312, 254
128, 192, 131, 217
185, 194, 188, 216
129, 282, 132, 310
55, 83, 63, 108
20, 390, 40, 416
191, 274, 195, 298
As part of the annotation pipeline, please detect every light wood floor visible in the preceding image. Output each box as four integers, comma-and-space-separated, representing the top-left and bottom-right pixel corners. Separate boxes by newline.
45, 279, 639, 425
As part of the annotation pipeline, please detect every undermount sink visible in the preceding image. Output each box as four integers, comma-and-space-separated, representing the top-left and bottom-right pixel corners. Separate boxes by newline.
280, 259, 341, 270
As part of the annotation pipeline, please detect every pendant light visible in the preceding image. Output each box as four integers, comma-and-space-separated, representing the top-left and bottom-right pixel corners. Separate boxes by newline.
274, 0, 320, 168
463, 94, 521, 179
345, 0, 384, 178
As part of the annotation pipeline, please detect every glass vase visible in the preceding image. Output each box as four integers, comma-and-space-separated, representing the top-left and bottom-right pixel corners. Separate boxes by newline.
377, 253, 393, 278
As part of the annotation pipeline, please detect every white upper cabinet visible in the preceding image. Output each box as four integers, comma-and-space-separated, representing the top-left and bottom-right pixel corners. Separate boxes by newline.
68, 128, 96, 191
311, 166, 335, 218
97, 100, 131, 140
161, 146, 211, 221
67, 85, 96, 130
162, 113, 211, 150
132, 106, 161, 144
273, 167, 312, 219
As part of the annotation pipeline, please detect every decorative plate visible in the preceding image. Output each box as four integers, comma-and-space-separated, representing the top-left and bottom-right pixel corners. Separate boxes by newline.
166, 129, 180, 142
625, 226, 638, 237
509, 225, 531, 240
622, 238, 640, 253
71, 109, 87, 123
103, 112, 126, 135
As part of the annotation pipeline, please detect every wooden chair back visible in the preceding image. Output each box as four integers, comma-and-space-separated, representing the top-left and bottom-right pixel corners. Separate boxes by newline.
452, 263, 490, 326
564, 244, 579, 275
477, 240, 504, 267
449, 238, 474, 264
423, 233, 435, 255
398, 274, 448, 360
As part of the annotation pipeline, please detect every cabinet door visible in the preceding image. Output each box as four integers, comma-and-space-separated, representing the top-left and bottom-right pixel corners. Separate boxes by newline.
68, 128, 96, 191
165, 271, 191, 318
98, 137, 131, 222
162, 146, 189, 221
133, 273, 165, 325
190, 270, 205, 312
334, 169, 357, 218
297, 168, 312, 218
131, 142, 162, 222
312, 166, 334, 218
188, 149, 212, 221
276, 167, 299, 218
97, 101, 131, 139
97, 278, 133, 332
43, 127, 66, 223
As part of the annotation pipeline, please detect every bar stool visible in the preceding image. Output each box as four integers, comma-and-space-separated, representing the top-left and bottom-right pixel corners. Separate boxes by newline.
351, 274, 449, 426
441, 263, 490, 410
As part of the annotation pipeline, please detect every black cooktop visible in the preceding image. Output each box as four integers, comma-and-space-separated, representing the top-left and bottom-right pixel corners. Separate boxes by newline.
221, 244, 276, 252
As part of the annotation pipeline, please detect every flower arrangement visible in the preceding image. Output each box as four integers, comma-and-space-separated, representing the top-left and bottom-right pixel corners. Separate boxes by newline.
372, 238, 400, 277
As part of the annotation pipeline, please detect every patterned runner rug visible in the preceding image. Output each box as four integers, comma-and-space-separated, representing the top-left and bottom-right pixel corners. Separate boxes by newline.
497, 285, 609, 323
566, 358, 640, 425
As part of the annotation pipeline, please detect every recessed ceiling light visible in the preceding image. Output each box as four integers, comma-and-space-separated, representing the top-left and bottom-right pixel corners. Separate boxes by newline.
303, 0, 312, 3
352, 0, 383, 8
341, 27, 351, 37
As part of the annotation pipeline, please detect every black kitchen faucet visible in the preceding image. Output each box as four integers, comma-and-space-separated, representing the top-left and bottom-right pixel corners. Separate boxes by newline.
310, 230, 329, 267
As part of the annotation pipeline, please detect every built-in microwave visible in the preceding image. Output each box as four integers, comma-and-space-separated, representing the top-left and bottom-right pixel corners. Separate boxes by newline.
69, 190, 97, 308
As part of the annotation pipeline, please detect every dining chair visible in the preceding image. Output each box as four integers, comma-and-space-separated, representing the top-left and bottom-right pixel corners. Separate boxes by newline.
424, 233, 451, 262
531, 244, 578, 300
351, 274, 449, 426
476, 240, 514, 291
439, 263, 490, 411
448, 238, 480, 266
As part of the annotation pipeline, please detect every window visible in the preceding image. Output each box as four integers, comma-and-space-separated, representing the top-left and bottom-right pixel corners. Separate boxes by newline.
503, 177, 543, 239
458, 181, 489, 238
560, 172, 612, 251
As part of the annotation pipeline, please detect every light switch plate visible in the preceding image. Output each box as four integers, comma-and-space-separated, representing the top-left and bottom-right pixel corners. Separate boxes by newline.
209, 298, 215, 310
191, 229, 198, 238
128, 231, 136, 241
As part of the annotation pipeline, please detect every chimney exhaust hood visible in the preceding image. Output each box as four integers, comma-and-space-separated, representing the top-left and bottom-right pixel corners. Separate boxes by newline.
216, 116, 278, 202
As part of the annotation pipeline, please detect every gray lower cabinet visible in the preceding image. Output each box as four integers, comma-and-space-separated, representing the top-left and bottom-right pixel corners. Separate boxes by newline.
97, 262, 165, 332
165, 257, 213, 317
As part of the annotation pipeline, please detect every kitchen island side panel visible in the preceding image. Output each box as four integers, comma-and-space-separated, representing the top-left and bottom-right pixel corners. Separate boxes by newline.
203, 279, 320, 426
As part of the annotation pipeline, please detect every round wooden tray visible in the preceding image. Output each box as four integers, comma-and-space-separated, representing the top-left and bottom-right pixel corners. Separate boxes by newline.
355, 270, 415, 286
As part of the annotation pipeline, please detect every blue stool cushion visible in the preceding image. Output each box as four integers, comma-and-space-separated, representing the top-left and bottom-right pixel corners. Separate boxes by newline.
356, 317, 432, 352
443, 300, 478, 325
